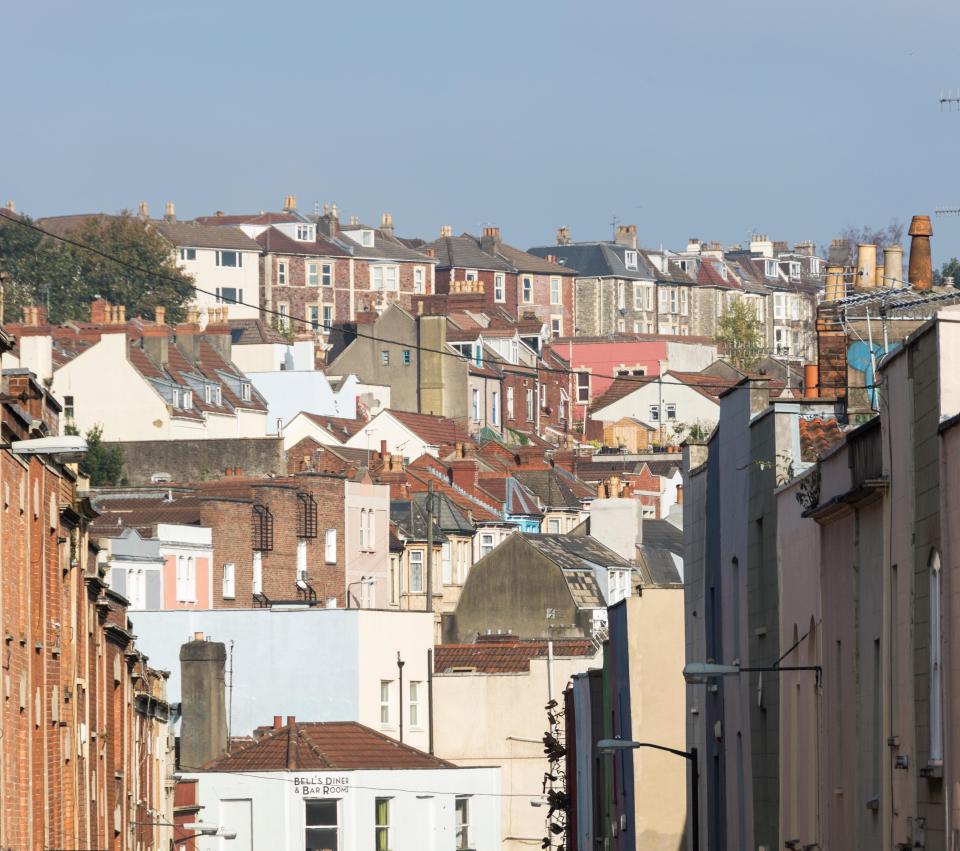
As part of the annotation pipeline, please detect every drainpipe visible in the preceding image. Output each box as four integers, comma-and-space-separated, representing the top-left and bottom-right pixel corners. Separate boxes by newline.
397, 651, 405, 744
427, 648, 434, 755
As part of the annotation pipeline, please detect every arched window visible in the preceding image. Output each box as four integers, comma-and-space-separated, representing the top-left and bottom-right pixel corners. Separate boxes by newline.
929, 549, 943, 763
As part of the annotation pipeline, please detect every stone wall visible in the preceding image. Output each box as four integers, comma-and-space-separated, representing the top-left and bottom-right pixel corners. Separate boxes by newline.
105, 437, 286, 484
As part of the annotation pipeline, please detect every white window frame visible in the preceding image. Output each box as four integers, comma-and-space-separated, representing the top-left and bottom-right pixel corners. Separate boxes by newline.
410, 550, 424, 593
551, 316, 562, 337
633, 283, 643, 310
216, 250, 242, 268
297, 540, 308, 582
442, 542, 452, 585
480, 533, 494, 558
680, 288, 689, 315
644, 285, 654, 311
491, 391, 499, 426
409, 681, 421, 728
414, 266, 425, 294
649, 405, 660, 422
323, 305, 333, 327
471, 389, 480, 423
380, 680, 391, 725
176, 555, 196, 603
321, 262, 333, 286
179, 247, 196, 261
494, 273, 505, 302
506, 387, 515, 419
307, 262, 319, 286
547, 517, 560, 534
325, 528, 337, 564
222, 563, 235, 600
252, 551, 263, 595
309, 305, 320, 330
624, 250, 638, 270
550, 276, 562, 305
455, 797, 471, 851
296, 224, 314, 241
576, 372, 590, 404
464, 269, 478, 282
666, 403, 677, 420
277, 261, 287, 285
522, 276, 533, 303
774, 293, 786, 320
526, 389, 534, 421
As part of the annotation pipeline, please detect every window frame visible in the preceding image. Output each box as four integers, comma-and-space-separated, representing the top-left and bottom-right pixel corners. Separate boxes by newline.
277, 261, 287, 285
550, 276, 562, 305
375, 797, 392, 851
409, 681, 421, 728
410, 550, 424, 593
216, 250, 241, 268
624, 250, 638, 270
522, 276, 533, 303
222, 563, 235, 600
380, 680, 391, 725
179, 247, 196, 261
324, 528, 337, 564
576, 371, 590, 404
455, 797, 471, 851
307, 261, 319, 286
494, 273, 505, 302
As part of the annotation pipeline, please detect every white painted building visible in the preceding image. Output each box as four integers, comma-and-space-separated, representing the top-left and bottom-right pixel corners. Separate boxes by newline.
183, 721, 499, 851
342, 409, 468, 460
131, 608, 435, 750
154, 218, 262, 322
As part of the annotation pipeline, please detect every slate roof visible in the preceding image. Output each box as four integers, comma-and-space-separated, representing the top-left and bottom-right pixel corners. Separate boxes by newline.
153, 220, 261, 251
195, 212, 300, 226
494, 241, 578, 276
90, 493, 207, 537
434, 639, 597, 673
256, 227, 349, 258
512, 468, 594, 509
337, 227, 438, 263
527, 243, 657, 280
640, 519, 684, 556
199, 722, 454, 772
522, 533, 632, 569
229, 318, 286, 345
390, 490, 477, 542
634, 545, 683, 586
422, 234, 514, 272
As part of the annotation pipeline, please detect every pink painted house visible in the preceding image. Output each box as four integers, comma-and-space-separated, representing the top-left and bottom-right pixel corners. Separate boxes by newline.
546, 335, 717, 421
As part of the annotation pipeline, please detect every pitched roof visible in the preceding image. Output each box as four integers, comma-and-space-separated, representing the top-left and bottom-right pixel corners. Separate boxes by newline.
337, 227, 438, 263
521, 532, 633, 570
199, 722, 455, 772
527, 242, 656, 280
302, 413, 367, 441
229, 318, 286, 345
640, 519, 683, 556
434, 639, 597, 673
494, 241, 578, 276
195, 212, 300, 226
255, 227, 349, 258
153, 220, 261, 251
422, 234, 514, 272
386, 409, 473, 448
512, 467, 594, 509
634, 545, 683, 586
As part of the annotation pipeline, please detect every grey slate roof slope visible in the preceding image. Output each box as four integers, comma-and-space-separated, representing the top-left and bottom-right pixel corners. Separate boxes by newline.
338, 227, 438, 263
153, 220, 261, 251
634, 546, 683, 586
520, 533, 632, 609
391, 491, 475, 541
512, 467, 594, 509
494, 241, 579, 276
423, 234, 514, 272
527, 243, 657, 281
640, 518, 683, 556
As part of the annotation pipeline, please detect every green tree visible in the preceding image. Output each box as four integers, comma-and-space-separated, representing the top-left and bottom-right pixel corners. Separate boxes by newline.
716, 300, 764, 371
68, 424, 124, 487
0, 211, 196, 324
933, 258, 960, 288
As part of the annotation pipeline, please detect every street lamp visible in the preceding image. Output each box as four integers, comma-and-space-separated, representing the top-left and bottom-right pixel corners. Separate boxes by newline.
177, 822, 237, 842
682, 661, 821, 686
598, 738, 699, 851
3, 435, 88, 463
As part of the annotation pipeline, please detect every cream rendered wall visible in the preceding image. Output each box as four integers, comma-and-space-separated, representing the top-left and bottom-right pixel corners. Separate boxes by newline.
235, 408, 268, 437
345, 481, 391, 609
356, 610, 434, 753
231, 343, 293, 374
344, 412, 433, 458
433, 652, 600, 851
623, 591, 688, 851
176, 246, 260, 321
591, 381, 719, 431
168, 417, 207, 440
51, 331, 171, 440
282, 413, 347, 449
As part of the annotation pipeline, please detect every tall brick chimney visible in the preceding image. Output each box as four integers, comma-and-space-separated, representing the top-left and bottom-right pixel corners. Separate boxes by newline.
90, 299, 111, 324
908, 215, 933, 292
174, 311, 202, 363
380, 212, 394, 237
480, 226, 501, 255
164, 201, 176, 223
614, 224, 638, 250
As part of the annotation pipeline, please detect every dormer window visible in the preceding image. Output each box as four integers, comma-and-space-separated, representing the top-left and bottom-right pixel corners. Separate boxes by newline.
788, 261, 801, 281
182, 390, 193, 410
624, 250, 638, 271
764, 259, 779, 278
204, 384, 222, 405
171, 388, 180, 408
296, 224, 315, 241
241, 382, 252, 402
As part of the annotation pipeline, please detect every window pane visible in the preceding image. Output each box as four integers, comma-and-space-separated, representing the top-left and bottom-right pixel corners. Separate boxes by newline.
305, 828, 338, 851
305, 799, 338, 826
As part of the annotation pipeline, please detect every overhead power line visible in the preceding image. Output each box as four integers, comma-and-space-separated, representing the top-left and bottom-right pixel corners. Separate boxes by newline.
3, 214, 810, 394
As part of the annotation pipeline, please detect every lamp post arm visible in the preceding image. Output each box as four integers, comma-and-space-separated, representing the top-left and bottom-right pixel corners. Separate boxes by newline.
630, 741, 695, 761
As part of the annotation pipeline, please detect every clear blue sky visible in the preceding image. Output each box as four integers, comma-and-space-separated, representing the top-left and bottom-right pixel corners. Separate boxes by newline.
5, 0, 960, 259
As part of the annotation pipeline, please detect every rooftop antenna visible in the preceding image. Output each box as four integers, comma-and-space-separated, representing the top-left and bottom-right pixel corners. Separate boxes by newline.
935, 208, 960, 216
609, 214, 619, 237
940, 89, 960, 111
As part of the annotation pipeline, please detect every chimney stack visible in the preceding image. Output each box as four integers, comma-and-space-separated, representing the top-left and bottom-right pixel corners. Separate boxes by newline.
380, 212, 394, 236
614, 224, 638, 250
178, 637, 228, 770
90, 299, 111, 324
5, 201, 14, 213
283, 194, 297, 212
480, 226, 501, 254
856, 244, 878, 290
824, 265, 846, 302
273, 715, 283, 730
138, 201, 149, 220
883, 245, 904, 288
155, 305, 166, 326
164, 201, 176, 223
908, 215, 933, 291
556, 226, 571, 246
439, 225, 452, 238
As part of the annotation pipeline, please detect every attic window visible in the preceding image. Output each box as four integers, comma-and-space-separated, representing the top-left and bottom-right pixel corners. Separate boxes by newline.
182, 390, 193, 410
624, 250, 638, 271
240, 382, 252, 402
296, 224, 315, 241
764, 259, 779, 278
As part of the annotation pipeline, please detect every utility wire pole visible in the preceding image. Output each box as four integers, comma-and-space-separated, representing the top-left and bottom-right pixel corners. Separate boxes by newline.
426, 481, 434, 614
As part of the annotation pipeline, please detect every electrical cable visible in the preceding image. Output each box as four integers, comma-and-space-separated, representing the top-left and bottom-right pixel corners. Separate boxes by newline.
2, 214, 815, 394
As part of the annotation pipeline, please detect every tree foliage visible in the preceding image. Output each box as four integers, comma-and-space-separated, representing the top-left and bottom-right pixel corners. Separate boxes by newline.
824, 220, 905, 270
716, 299, 765, 371
933, 258, 960, 288
0, 212, 195, 324
67, 423, 125, 487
